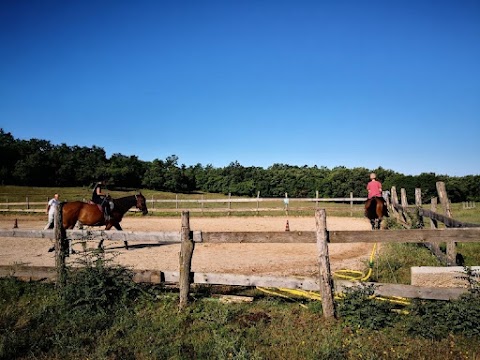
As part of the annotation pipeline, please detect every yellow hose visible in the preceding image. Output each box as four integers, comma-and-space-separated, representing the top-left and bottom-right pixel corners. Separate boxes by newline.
256, 243, 411, 307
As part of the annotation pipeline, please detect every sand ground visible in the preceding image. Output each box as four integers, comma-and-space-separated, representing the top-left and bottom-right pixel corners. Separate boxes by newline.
0, 215, 375, 277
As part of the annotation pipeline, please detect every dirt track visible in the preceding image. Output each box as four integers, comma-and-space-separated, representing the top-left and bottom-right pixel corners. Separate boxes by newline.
0, 215, 375, 277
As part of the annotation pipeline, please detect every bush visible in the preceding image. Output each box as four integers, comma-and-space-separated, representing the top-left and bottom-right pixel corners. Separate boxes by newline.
337, 284, 400, 330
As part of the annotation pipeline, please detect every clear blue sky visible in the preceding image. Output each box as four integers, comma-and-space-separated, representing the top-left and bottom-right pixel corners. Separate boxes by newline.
1, 0, 479, 176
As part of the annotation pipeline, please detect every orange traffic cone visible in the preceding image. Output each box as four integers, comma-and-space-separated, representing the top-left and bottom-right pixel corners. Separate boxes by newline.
13, 219, 18, 229
285, 220, 290, 231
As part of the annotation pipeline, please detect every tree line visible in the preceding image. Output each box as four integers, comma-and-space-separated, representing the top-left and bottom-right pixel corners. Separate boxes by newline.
1, 129, 479, 202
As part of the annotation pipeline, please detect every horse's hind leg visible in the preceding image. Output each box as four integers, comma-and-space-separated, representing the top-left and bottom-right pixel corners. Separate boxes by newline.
370, 219, 375, 230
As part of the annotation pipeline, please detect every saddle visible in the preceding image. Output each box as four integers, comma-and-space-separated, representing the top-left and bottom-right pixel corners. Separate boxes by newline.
88, 200, 113, 221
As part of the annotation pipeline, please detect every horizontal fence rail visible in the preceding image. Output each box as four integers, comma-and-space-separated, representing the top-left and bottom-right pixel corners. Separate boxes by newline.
0, 265, 469, 301
1, 228, 480, 244
0, 195, 368, 215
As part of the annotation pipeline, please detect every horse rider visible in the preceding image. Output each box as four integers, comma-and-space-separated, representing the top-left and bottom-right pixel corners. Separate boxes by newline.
365, 173, 386, 215
367, 173, 383, 199
92, 178, 112, 220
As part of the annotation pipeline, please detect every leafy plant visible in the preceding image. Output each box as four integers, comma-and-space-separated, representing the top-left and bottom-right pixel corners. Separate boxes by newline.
337, 284, 400, 330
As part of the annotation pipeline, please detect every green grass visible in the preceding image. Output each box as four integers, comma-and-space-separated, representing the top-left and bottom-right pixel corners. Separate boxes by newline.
1, 257, 480, 360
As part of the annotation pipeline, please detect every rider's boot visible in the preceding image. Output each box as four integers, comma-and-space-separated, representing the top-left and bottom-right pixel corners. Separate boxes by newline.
102, 203, 110, 222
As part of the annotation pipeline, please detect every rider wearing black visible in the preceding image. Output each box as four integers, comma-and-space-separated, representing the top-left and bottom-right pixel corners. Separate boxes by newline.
92, 179, 111, 219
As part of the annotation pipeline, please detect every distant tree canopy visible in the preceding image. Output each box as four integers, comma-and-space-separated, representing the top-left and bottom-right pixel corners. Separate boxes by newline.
1, 129, 479, 202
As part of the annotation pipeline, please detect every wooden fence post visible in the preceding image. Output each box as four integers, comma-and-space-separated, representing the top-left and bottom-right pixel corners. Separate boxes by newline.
436, 182, 456, 265
350, 192, 353, 217
390, 187, 406, 225
427, 197, 446, 264
54, 203, 67, 288
179, 211, 194, 309
391, 186, 399, 207
436, 181, 452, 218
228, 193, 231, 216
284, 192, 289, 216
415, 188, 424, 227
400, 188, 408, 208
315, 209, 336, 319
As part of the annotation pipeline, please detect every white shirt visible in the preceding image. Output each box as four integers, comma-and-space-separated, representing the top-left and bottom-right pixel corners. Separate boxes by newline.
48, 198, 60, 215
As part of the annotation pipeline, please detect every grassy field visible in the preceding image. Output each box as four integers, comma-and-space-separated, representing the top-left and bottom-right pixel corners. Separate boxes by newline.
1, 258, 479, 360
1, 186, 480, 358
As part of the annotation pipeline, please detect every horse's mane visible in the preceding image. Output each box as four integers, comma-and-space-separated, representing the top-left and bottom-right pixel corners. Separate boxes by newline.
112, 194, 137, 213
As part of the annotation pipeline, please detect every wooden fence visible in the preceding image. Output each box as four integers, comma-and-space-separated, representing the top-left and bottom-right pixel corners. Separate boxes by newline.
1, 205, 479, 318
0, 192, 367, 216
387, 181, 480, 266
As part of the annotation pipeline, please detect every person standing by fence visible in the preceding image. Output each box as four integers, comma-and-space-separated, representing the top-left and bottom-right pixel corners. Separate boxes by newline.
44, 193, 60, 230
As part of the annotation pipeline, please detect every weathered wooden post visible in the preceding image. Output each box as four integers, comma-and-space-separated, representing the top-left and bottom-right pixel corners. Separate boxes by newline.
284, 192, 289, 216
228, 192, 231, 216
400, 188, 408, 208
436, 182, 456, 265
350, 192, 353, 217
315, 209, 336, 319
179, 211, 194, 309
54, 203, 67, 288
391, 186, 399, 209
256, 191, 260, 215
426, 197, 446, 264
430, 197, 438, 229
415, 188, 424, 227
436, 181, 452, 218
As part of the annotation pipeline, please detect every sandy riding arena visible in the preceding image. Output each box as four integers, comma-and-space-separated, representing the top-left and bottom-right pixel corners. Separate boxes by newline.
0, 216, 375, 277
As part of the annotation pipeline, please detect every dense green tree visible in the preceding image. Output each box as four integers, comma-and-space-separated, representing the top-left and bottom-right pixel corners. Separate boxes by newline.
107, 154, 147, 189
0, 130, 20, 184
1, 129, 479, 201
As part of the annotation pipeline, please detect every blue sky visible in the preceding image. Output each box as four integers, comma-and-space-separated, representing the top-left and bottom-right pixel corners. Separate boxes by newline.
1, 0, 479, 176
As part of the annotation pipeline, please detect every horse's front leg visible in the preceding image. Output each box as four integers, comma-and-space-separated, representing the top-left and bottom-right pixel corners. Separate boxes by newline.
110, 223, 128, 249
370, 219, 375, 230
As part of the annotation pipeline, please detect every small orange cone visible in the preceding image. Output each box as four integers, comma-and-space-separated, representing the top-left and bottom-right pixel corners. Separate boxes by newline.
285, 220, 290, 231
13, 219, 18, 229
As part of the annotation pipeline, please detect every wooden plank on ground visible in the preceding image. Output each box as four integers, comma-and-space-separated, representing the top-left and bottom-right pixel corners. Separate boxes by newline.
334, 280, 468, 301
0, 266, 470, 301
0, 265, 56, 281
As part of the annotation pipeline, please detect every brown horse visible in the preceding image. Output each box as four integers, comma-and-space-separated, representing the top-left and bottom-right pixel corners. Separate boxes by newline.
364, 196, 389, 230
62, 193, 148, 249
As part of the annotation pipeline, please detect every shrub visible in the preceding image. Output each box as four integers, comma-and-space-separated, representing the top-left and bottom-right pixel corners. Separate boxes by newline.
337, 284, 400, 330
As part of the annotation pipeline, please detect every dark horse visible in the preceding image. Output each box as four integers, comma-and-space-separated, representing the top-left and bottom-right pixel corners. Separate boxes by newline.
62, 193, 148, 249
364, 196, 389, 230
